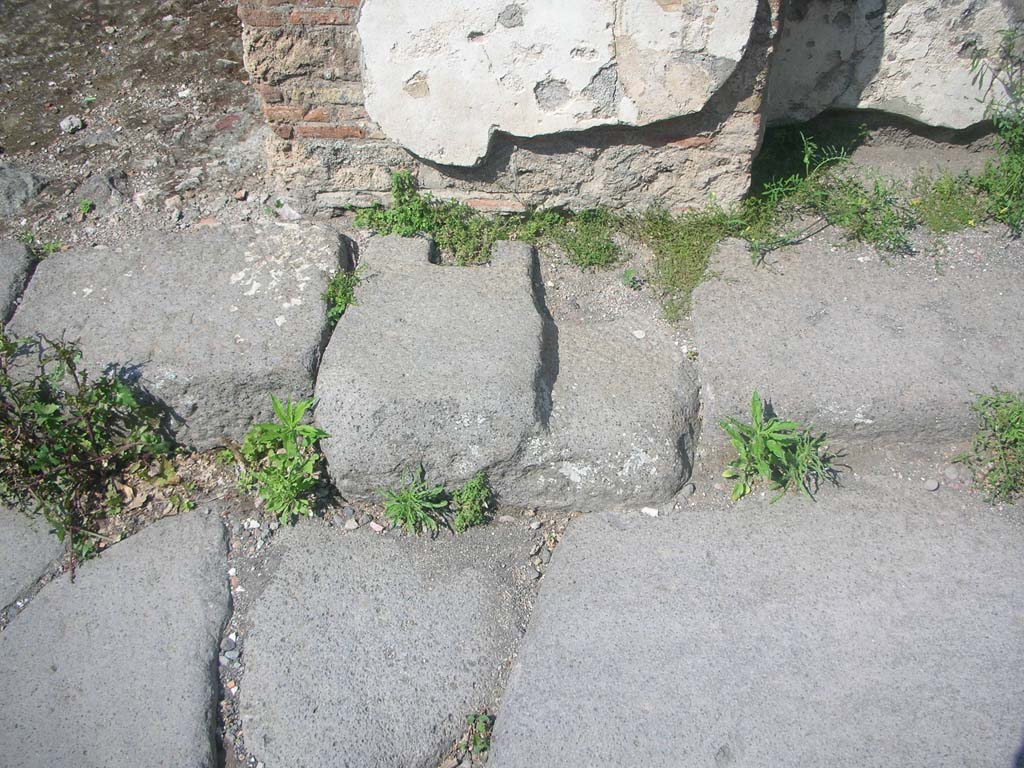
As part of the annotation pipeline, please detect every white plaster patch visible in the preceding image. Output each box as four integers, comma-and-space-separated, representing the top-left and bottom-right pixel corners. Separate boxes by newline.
358, 0, 758, 165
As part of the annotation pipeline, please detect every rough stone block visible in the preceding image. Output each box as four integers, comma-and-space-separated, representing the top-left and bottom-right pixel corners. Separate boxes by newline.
0, 162, 45, 217
500, 321, 700, 509
0, 511, 230, 768
0, 238, 33, 323
691, 234, 1024, 448
489, 475, 1024, 767
241, 521, 533, 768
0, 507, 62, 608
8, 223, 346, 449
315, 236, 545, 494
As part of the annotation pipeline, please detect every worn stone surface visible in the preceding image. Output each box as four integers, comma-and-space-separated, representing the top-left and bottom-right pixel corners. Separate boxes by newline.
359, 0, 759, 165
0, 238, 33, 322
0, 162, 45, 217
691, 233, 1024, 449
241, 520, 533, 768
316, 236, 545, 494
0, 507, 62, 608
8, 223, 345, 449
766, 0, 1023, 128
500, 321, 700, 510
489, 474, 1024, 767
0, 511, 229, 768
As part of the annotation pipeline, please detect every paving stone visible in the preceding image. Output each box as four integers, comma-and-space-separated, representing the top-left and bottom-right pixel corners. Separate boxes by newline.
0, 238, 33, 322
488, 476, 1024, 768
691, 234, 1024, 450
0, 162, 45, 217
241, 520, 533, 768
316, 236, 544, 494
500, 321, 700, 509
0, 507, 62, 608
0, 510, 229, 768
8, 223, 346, 449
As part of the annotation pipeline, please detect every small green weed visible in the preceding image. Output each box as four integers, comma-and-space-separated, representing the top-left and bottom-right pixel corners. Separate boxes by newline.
720, 391, 840, 502
380, 465, 448, 534
0, 327, 169, 560
18, 232, 62, 259
958, 389, 1024, 503
323, 266, 364, 326
451, 471, 493, 533
972, 28, 1024, 232
78, 198, 95, 216
355, 172, 619, 268
630, 207, 742, 321
910, 172, 987, 233
621, 267, 643, 290
465, 713, 494, 754
239, 395, 328, 524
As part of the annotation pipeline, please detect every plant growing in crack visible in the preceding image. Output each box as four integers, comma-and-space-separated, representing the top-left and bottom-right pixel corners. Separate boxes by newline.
380, 465, 448, 534
720, 391, 840, 502
239, 395, 328, 524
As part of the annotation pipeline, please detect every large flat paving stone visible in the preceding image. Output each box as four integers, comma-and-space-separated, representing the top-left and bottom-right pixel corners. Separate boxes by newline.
489, 477, 1024, 767
501, 321, 700, 509
8, 223, 345, 449
0, 507, 62, 608
0, 238, 33, 322
241, 521, 533, 768
0, 510, 230, 768
691, 232, 1024, 448
316, 236, 545, 494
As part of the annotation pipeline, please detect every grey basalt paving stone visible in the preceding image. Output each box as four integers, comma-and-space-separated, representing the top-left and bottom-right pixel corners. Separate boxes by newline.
0, 506, 62, 608
499, 320, 700, 509
240, 520, 534, 768
0, 510, 230, 768
488, 477, 1024, 768
691, 233, 1024, 450
315, 236, 545, 495
0, 162, 45, 218
8, 222, 346, 449
0, 238, 33, 322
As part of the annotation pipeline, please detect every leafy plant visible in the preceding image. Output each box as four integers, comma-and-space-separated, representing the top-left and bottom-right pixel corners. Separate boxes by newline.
910, 172, 987, 233
0, 327, 169, 560
451, 471, 492, 533
355, 172, 619, 267
78, 198, 95, 216
18, 232, 62, 259
971, 28, 1024, 232
380, 465, 448, 534
958, 389, 1024, 503
323, 266, 364, 326
621, 267, 643, 290
239, 395, 328, 524
720, 391, 840, 502
466, 712, 494, 754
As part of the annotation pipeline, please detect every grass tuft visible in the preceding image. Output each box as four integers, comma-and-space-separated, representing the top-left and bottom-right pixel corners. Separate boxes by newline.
959, 389, 1024, 503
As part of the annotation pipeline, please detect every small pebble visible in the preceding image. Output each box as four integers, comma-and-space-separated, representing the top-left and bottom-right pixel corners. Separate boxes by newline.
498, 515, 516, 523
369, 521, 385, 533
269, 521, 279, 531
539, 549, 552, 564
632, 329, 646, 339
529, 520, 542, 530
220, 637, 237, 652
943, 465, 960, 482
641, 506, 659, 517
344, 518, 360, 531
343, 505, 356, 517
224, 649, 240, 661
924, 479, 940, 492
358, 514, 373, 526
59, 115, 84, 134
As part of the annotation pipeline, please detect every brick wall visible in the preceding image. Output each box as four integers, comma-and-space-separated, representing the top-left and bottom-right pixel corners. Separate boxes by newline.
239, 0, 782, 214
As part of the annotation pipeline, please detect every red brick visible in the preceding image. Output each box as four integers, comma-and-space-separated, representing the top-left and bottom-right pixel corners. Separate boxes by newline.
263, 105, 306, 122
303, 106, 331, 122
287, 9, 354, 24
238, 8, 287, 27
294, 123, 366, 139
